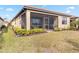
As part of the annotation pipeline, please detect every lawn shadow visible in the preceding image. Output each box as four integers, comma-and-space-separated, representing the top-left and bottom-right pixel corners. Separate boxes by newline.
65, 39, 79, 51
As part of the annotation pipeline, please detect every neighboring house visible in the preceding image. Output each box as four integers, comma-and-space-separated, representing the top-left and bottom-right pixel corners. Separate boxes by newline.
10, 6, 79, 30
0, 17, 5, 28
4, 21, 9, 26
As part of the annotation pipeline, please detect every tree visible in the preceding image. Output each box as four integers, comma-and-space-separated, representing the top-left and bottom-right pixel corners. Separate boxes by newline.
76, 20, 79, 29
70, 20, 76, 30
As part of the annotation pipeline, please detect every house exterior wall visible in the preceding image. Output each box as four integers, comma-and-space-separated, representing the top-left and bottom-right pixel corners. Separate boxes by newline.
53, 16, 58, 27
11, 20, 16, 27
15, 17, 21, 28
4, 22, 8, 26
11, 16, 21, 28
26, 10, 31, 30
11, 10, 31, 30
30, 10, 71, 29
11, 9, 72, 30
58, 16, 70, 29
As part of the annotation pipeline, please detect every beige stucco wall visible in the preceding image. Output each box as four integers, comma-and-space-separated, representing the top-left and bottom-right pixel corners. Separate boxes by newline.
58, 16, 70, 29
11, 16, 21, 28
26, 10, 31, 30
11, 20, 16, 26
4, 22, 8, 26
15, 17, 21, 28
11, 9, 72, 30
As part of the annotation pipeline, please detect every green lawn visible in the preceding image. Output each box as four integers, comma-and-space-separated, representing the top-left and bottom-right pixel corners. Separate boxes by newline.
0, 27, 79, 52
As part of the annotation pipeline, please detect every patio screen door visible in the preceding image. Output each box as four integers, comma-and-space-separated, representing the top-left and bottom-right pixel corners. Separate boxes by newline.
44, 17, 54, 30
44, 17, 49, 29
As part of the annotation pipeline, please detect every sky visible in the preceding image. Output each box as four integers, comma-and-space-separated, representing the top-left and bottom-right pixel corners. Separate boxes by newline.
0, 5, 79, 21
0, 5, 23, 21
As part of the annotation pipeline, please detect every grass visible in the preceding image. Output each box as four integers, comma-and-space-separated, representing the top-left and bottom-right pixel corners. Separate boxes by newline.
0, 27, 79, 52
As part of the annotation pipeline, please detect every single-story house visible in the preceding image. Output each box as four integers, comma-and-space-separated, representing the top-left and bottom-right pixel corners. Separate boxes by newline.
10, 6, 79, 30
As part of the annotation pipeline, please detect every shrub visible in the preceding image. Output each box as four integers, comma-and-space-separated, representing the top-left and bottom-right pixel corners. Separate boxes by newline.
70, 26, 76, 30
20, 29, 27, 35
14, 28, 45, 36
14, 27, 21, 34
75, 20, 79, 30
1, 25, 8, 33
54, 27, 61, 31
66, 26, 71, 30
14, 28, 25, 35
25, 30, 31, 35
31, 28, 45, 33
70, 21, 76, 30
62, 27, 70, 30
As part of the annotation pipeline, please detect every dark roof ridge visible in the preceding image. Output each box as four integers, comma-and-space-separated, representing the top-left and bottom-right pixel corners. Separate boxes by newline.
24, 6, 73, 16
11, 5, 79, 23
0, 17, 4, 21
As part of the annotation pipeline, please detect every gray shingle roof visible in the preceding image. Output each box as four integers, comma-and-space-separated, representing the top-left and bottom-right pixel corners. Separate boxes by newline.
11, 6, 79, 22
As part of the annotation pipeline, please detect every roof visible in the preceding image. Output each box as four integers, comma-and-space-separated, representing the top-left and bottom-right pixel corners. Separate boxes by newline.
11, 6, 79, 23
24, 6, 73, 16
0, 17, 4, 21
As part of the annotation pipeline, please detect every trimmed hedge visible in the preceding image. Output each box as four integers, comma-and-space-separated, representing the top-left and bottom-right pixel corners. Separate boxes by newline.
14, 28, 45, 36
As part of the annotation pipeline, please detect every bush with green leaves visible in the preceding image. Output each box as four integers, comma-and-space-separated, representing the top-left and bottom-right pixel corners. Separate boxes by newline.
54, 27, 62, 31
70, 21, 76, 30
14, 27, 22, 34
14, 27, 45, 36
70, 26, 76, 30
31, 28, 45, 33
25, 30, 31, 35
1, 25, 8, 33
75, 20, 79, 30
14, 28, 30, 35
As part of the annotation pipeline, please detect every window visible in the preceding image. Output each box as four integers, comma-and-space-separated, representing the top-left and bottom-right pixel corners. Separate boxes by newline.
32, 18, 41, 25
62, 16, 67, 24
31, 18, 43, 28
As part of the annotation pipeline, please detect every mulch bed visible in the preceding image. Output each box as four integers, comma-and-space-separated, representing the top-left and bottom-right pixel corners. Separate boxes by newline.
16, 32, 47, 37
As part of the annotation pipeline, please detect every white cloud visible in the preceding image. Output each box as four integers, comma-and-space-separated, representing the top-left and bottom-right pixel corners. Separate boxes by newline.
6, 8, 14, 11
65, 6, 76, 14
67, 6, 75, 10
4, 14, 11, 20
5, 14, 10, 17
0, 7, 14, 11
66, 10, 72, 13
69, 6, 75, 9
